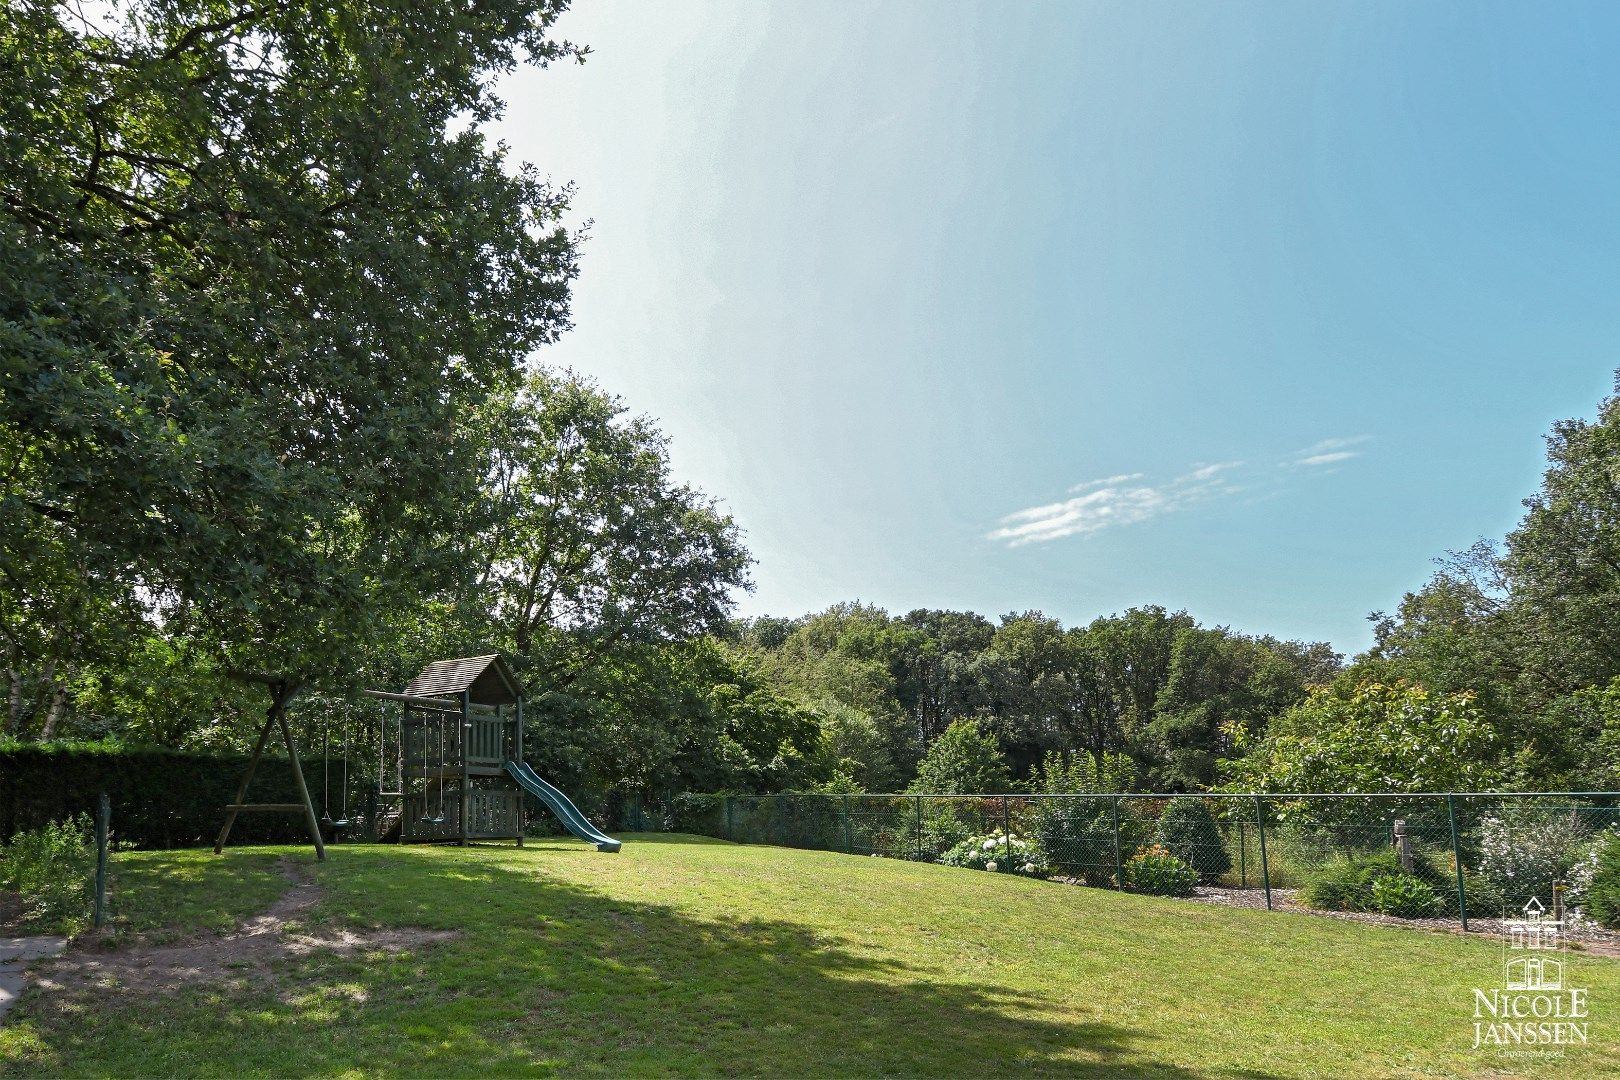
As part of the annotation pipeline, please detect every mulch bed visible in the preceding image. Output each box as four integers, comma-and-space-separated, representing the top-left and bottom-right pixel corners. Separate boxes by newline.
1047, 874, 1620, 956
1185, 884, 1620, 957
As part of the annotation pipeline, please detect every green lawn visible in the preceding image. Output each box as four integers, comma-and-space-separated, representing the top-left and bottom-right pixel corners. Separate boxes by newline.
2, 834, 1614, 1077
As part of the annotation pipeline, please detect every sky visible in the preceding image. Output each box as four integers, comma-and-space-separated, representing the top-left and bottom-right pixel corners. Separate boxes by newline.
494, 1, 1620, 655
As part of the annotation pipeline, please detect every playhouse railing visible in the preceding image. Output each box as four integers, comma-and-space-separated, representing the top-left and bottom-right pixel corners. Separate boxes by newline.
403, 712, 514, 773
402, 785, 522, 841
463, 714, 508, 769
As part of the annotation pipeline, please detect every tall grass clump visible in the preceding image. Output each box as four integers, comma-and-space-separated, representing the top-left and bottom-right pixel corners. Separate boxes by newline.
1, 813, 95, 934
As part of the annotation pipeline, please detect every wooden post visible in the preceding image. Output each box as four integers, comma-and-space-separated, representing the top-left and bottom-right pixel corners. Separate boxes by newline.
459, 691, 471, 847
1393, 818, 1412, 871
215, 685, 291, 854
276, 698, 327, 861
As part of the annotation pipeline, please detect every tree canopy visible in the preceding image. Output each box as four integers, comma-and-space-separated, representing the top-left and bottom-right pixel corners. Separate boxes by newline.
2, 0, 583, 696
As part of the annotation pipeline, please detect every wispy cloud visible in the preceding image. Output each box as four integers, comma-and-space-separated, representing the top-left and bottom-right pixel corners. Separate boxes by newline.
1297, 450, 1357, 466
989, 440, 1370, 547
1067, 473, 1143, 494
988, 463, 1242, 547
1288, 435, 1371, 468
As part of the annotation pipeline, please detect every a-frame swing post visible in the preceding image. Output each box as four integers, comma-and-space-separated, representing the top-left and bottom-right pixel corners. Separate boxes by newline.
276, 700, 327, 861
216, 674, 326, 862
214, 684, 287, 855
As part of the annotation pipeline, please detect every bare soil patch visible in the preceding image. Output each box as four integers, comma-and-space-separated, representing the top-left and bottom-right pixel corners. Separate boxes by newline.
35, 857, 456, 996
0, 893, 25, 937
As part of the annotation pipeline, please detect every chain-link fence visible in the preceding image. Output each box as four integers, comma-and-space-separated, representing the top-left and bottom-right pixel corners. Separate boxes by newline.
706, 792, 1620, 929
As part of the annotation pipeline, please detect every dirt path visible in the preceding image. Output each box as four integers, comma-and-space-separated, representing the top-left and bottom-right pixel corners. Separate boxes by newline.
33, 857, 456, 997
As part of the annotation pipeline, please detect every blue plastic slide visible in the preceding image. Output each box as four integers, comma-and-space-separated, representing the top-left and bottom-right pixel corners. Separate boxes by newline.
505, 760, 622, 852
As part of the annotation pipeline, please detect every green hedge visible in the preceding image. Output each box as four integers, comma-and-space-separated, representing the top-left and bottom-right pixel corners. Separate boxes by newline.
0, 744, 311, 849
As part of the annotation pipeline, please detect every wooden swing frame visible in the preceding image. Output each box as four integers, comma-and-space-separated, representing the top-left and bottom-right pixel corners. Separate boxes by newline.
213, 671, 327, 861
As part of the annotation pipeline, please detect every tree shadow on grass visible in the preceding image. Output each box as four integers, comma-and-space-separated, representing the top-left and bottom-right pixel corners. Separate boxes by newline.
7, 846, 1278, 1079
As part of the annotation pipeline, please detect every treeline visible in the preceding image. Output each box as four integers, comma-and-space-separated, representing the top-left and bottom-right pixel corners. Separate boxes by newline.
727, 605, 1339, 792
24, 362, 1620, 800
512, 605, 1341, 801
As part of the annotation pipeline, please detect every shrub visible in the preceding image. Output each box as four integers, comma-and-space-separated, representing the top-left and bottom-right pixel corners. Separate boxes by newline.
886, 800, 982, 859
907, 719, 1012, 795
1302, 849, 1457, 917
670, 792, 727, 836
1564, 828, 1614, 908
1, 814, 95, 934
775, 794, 846, 850
1300, 854, 1372, 912
1369, 873, 1440, 918
920, 806, 979, 857
938, 829, 1048, 877
1583, 834, 1620, 929
1124, 844, 1198, 897
1030, 800, 1117, 886
1154, 799, 1232, 884
1473, 808, 1590, 907
0, 743, 309, 849
1458, 869, 1504, 918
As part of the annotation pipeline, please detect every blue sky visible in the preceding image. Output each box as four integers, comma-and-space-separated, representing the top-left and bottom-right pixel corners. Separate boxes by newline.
496, 2, 1620, 654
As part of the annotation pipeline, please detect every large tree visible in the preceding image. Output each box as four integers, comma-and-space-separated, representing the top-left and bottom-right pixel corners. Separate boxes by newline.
473, 371, 751, 689
1363, 373, 1620, 786
1, 1, 583, 701
1144, 628, 1339, 790
1502, 376, 1620, 695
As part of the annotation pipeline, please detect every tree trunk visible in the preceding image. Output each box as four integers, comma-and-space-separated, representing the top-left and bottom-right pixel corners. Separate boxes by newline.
6, 666, 21, 735
40, 684, 66, 740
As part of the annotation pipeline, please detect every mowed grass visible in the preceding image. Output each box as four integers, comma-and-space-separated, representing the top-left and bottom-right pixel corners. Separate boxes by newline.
2, 835, 1616, 1077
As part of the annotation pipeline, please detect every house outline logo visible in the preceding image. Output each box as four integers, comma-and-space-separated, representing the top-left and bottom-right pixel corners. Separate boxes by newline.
1503, 896, 1563, 992
1471, 891, 1592, 1054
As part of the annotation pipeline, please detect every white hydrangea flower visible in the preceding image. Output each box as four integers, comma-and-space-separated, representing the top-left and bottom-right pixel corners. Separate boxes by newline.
985, 861, 998, 872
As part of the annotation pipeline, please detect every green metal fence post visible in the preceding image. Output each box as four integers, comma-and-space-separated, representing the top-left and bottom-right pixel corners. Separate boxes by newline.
724, 795, 733, 842
776, 792, 786, 846
1111, 797, 1124, 889
93, 792, 109, 928
1002, 795, 1012, 865
843, 794, 853, 853
1254, 794, 1271, 910
1448, 793, 1468, 932
1238, 820, 1247, 888
915, 795, 924, 862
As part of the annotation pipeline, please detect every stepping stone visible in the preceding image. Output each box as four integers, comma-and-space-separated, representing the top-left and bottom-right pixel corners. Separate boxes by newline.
0, 936, 68, 1023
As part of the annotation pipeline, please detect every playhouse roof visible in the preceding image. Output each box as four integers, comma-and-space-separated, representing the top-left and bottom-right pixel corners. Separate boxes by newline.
403, 654, 524, 706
